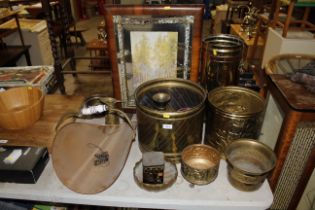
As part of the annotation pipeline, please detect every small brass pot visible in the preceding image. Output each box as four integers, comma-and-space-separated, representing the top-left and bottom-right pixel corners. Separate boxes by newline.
181, 144, 220, 185
225, 139, 277, 191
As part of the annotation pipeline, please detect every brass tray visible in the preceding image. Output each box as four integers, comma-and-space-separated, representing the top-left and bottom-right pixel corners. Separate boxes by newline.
133, 159, 178, 191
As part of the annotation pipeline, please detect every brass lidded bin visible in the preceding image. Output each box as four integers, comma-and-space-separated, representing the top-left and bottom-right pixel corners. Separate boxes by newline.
135, 78, 207, 162
205, 86, 265, 154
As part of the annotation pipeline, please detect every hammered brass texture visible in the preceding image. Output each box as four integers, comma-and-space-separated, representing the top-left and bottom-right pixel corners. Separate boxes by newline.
205, 86, 265, 154
225, 139, 277, 191
181, 144, 220, 185
135, 78, 207, 162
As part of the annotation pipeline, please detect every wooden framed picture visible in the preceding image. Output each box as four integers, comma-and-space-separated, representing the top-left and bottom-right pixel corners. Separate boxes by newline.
104, 5, 203, 109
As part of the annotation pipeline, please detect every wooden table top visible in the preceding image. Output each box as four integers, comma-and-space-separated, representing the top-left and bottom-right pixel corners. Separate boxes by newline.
0, 94, 84, 152
269, 74, 315, 111
266, 54, 315, 111
0, 18, 44, 30
0, 10, 18, 20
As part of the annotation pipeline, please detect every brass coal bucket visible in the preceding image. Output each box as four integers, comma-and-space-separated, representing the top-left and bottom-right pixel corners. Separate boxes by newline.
135, 78, 207, 162
205, 86, 265, 154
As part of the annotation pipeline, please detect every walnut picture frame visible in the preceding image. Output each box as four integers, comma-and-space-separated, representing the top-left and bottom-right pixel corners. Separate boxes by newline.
104, 5, 203, 109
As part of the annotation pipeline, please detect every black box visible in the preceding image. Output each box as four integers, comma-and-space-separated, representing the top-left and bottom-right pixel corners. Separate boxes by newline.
0, 146, 49, 184
142, 152, 164, 184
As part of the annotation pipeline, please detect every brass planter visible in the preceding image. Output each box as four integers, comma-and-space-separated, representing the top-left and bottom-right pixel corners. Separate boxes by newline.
225, 139, 277, 191
205, 86, 265, 154
181, 144, 220, 185
135, 78, 207, 162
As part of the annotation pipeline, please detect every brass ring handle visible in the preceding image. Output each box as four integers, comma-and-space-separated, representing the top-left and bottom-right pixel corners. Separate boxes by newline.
109, 108, 136, 139
55, 106, 136, 139
55, 112, 82, 131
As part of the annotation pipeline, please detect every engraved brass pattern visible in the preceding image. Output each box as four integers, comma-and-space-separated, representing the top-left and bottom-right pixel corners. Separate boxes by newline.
181, 144, 220, 185
228, 166, 266, 191
206, 111, 263, 153
205, 86, 265, 154
181, 161, 219, 185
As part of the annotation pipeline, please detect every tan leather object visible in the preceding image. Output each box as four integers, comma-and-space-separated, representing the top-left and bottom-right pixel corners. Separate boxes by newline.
52, 121, 134, 194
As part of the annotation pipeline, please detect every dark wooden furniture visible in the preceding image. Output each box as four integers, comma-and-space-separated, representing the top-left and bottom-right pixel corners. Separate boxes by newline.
0, 0, 39, 9
25, 1, 88, 46
104, 5, 203, 109
222, 0, 248, 33
41, 0, 110, 94
24, 4, 46, 18
264, 54, 315, 209
0, 10, 31, 66
0, 45, 31, 66
69, 26, 87, 46
6, 0, 39, 6
0, 94, 84, 152
85, 38, 110, 71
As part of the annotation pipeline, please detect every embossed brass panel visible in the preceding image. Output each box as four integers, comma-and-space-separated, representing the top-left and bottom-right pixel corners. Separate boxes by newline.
205, 86, 265, 153
181, 144, 220, 185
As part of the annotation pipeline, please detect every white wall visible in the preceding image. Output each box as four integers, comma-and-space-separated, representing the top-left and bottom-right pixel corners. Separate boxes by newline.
262, 27, 315, 69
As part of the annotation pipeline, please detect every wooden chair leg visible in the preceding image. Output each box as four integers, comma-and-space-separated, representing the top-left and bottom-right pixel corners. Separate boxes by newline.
97, 0, 105, 15
24, 48, 32, 66
77, 32, 86, 46
247, 17, 262, 60
271, 0, 281, 28
282, 1, 295, 38
73, 24, 78, 47
301, 7, 310, 29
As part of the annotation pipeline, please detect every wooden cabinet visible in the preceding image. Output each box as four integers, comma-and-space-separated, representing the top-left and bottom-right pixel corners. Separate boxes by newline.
259, 54, 315, 209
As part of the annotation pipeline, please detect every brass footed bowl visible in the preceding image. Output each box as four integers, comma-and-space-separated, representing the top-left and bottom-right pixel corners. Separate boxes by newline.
225, 139, 277, 191
181, 144, 220, 185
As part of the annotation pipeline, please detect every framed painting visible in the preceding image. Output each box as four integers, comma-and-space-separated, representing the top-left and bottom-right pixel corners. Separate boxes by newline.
104, 5, 203, 109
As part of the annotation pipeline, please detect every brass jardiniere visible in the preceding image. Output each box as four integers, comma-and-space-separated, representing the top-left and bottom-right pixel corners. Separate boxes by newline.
135, 78, 207, 163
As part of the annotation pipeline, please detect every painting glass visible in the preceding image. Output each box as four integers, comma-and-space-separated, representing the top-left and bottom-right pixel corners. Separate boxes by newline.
114, 15, 193, 108
130, 31, 178, 90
